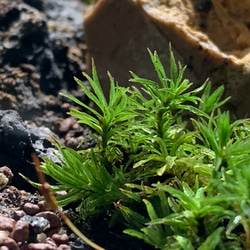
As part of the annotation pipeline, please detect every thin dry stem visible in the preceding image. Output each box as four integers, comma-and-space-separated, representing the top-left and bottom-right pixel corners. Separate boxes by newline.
31, 153, 105, 250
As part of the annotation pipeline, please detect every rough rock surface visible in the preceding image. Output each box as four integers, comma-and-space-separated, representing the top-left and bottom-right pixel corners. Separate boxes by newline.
84, 0, 250, 117
0, 0, 94, 191
0, 108, 96, 192
0, 0, 89, 120
0, 109, 60, 191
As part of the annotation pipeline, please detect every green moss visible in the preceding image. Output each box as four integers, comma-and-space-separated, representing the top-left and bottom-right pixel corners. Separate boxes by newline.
33, 48, 250, 249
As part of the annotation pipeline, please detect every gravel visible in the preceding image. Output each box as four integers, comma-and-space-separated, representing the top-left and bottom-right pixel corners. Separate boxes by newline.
0, 166, 87, 250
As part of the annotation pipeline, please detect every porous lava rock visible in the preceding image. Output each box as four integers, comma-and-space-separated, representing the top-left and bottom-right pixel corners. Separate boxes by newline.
0, 0, 88, 121
0, 109, 59, 191
0, 0, 92, 191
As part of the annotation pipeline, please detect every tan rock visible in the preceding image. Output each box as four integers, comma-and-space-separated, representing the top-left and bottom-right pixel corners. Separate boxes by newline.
84, 0, 250, 117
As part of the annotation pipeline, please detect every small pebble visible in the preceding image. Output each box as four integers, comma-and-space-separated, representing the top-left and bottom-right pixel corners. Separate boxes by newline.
19, 190, 27, 196
64, 137, 78, 148
23, 203, 40, 215
0, 231, 9, 244
13, 210, 26, 220
60, 103, 71, 112
59, 117, 75, 134
11, 220, 29, 243
57, 244, 71, 250
72, 122, 81, 130
2, 237, 19, 250
37, 233, 47, 243
19, 63, 36, 73
37, 200, 47, 212
0, 216, 16, 232
28, 243, 57, 250
0, 246, 9, 250
54, 191, 67, 197
52, 233, 69, 245
44, 237, 57, 247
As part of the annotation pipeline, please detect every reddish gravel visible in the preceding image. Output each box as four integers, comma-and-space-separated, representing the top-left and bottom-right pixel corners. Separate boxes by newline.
0, 166, 86, 250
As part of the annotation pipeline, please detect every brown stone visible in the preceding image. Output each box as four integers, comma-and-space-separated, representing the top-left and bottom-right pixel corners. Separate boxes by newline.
43, 237, 57, 248
57, 244, 71, 250
23, 203, 40, 215
28, 243, 57, 250
52, 233, 69, 246
0, 246, 9, 250
11, 220, 29, 243
84, 0, 250, 117
59, 117, 76, 134
13, 210, 26, 220
0, 231, 9, 245
0, 216, 16, 232
37, 200, 47, 212
2, 237, 19, 250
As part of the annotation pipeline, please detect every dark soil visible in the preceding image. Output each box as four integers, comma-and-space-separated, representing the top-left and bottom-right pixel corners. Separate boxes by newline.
0, 0, 153, 249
